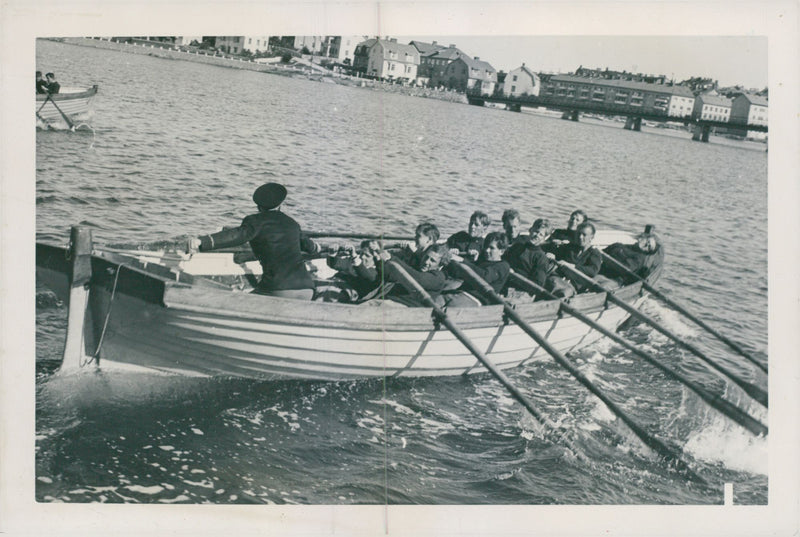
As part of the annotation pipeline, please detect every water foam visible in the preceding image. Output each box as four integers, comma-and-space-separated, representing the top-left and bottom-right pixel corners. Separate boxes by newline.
683, 420, 768, 475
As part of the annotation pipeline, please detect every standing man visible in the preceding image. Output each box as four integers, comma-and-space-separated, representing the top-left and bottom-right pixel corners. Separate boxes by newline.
45, 72, 60, 94
188, 183, 319, 299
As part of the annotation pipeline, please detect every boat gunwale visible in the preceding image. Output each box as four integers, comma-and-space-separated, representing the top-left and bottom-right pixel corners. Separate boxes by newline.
36, 85, 98, 102
37, 239, 648, 332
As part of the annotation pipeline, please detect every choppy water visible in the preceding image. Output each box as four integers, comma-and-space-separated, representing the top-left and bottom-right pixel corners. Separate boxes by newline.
35, 39, 768, 505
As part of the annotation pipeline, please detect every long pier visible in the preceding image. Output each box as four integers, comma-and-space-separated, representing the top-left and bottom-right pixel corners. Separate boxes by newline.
467, 93, 768, 142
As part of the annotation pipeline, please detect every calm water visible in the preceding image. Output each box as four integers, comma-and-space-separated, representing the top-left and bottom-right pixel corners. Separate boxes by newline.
35, 39, 768, 505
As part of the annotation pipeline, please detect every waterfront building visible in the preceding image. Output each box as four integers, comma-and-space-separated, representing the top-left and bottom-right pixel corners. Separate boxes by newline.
426, 45, 471, 88
320, 36, 362, 65
730, 93, 768, 139
730, 93, 768, 126
541, 75, 684, 117
293, 36, 325, 54
215, 36, 272, 54
409, 40, 446, 85
352, 37, 420, 83
693, 94, 733, 122
666, 87, 696, 118
174, 36, 202, 47
440, 56, 498, 95
502, 64, 541, 97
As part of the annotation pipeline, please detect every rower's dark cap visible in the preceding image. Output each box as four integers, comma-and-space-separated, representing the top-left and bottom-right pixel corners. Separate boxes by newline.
253, 182, 287, 209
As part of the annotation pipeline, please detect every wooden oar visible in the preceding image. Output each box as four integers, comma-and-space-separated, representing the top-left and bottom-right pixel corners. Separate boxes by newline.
556, 260, 768, 408
507, 271, 767, 437
384, 260, 587, 460
599, 250, 767, 374
452, 262, 705, 481
306, 231, 414, 241
39, 93, 76, 130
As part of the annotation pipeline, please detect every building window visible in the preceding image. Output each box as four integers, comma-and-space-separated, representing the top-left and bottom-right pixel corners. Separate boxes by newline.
567, 85, 576, 97
511, 85, 516, 93
512, 75, 517, 81
614, 91, 629, 104
653, 95, 669, 110
579, 87, 590, 99
630, 91, 643, 106
592, 88, 605, 101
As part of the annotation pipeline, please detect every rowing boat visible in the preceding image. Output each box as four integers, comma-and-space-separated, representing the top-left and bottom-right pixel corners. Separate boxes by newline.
35, 85, 98, 127
35, 227, 654, 380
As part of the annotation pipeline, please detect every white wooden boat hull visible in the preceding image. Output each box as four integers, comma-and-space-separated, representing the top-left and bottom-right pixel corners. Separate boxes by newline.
36, 229, 648, 380
82, 285, 637, 380
35, 85, 98, 126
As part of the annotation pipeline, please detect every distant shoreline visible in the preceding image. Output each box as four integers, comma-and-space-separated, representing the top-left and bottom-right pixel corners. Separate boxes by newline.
48, 37, 469, 105
45, 38, 766, 151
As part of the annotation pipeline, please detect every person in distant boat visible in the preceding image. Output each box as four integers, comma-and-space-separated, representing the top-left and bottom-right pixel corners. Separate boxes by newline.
36, 71, 49, 94
187, 182, 319, 299
549, 209, 588, 245
503, 218, 555, 291
445, 231, 511, 307
447, 211, 490, 262
548, 221, 603, 296
501, 209, 525, 245
45, 72, 60, 94
599, 231, 664, 285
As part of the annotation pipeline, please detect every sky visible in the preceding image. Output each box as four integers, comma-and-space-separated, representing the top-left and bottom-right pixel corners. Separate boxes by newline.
397, 36, 768, 89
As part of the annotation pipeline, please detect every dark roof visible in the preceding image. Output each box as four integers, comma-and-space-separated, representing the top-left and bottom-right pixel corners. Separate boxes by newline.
356, 38, 377, 50
550, 74, 694, 96
697, 94, 733, 106
738, 93, 768, 106
409, 40, 444, 55
426, 46, 468, 61
375, 39, 419, 61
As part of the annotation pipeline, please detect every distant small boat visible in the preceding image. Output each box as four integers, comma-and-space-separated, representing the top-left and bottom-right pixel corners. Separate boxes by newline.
36, 85, 98, 128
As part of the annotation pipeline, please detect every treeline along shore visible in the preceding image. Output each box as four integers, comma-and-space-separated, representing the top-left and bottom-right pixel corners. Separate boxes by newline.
48, 37, 469, 104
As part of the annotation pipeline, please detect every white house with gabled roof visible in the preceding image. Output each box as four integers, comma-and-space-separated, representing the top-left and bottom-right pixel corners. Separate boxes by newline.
503, 64, 540, 97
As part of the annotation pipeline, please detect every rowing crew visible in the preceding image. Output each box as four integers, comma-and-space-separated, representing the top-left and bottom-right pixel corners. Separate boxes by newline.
187, 183, 663, 305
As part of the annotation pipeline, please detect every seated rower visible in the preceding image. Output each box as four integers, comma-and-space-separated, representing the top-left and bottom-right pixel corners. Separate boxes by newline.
323, 239, 384, 302
188, 182, 319, 300
447, 211, 490, 262
365, 243, 451, 307
503, 218, 555, 292
396, 222, 440, 267
549, 209, 588, 245
445, 231, 511, 307
547, 221, 602, 297
501, 209, 526, 246
599, 230, 664, 285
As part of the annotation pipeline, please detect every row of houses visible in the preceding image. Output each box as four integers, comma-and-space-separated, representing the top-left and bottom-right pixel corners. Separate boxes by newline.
532, 73, 768, 126
171, 35, 768, 129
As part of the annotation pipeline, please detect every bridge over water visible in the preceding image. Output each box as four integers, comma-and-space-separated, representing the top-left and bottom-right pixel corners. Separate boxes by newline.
466, 92, 768, 142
